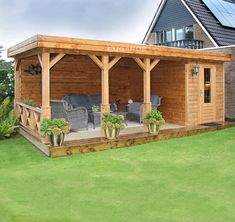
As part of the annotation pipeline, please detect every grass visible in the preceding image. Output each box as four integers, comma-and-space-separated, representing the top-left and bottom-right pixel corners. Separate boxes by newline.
0, 128, 235, 222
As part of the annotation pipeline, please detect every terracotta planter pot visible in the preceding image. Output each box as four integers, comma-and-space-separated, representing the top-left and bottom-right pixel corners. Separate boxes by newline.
104, 127, 121, 140
49, 133, 65, 147
147, 123, 161, 135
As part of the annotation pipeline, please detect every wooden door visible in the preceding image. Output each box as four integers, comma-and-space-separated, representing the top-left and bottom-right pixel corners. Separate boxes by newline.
199, 65, 216, 124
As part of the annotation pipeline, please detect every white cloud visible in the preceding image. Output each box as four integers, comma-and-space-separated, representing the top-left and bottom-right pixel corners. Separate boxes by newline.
0, 0, 160, 60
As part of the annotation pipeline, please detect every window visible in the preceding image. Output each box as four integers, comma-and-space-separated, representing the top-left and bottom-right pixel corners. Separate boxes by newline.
204, 68, 211, 103
156, 32, 164, 43
165, 30, 172, 42
176, 28, 184, 40
185, 26, 194, 40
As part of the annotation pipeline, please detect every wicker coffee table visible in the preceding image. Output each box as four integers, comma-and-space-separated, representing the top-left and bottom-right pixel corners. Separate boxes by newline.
89, 112, 101, 129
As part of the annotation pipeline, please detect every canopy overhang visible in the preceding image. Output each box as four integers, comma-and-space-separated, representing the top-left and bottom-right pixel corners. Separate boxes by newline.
8, 35, 232, 62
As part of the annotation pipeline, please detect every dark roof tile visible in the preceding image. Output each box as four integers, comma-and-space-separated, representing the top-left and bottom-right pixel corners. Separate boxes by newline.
184, 0, 235, 46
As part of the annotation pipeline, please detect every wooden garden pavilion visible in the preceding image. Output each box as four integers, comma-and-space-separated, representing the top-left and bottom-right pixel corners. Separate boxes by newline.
8, 35, 232, 157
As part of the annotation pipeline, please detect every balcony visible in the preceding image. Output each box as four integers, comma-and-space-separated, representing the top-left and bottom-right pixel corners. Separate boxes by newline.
155, 40, 204, 49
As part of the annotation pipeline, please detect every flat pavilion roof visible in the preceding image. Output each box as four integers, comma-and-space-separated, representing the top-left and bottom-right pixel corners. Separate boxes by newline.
8, 35, 232, 62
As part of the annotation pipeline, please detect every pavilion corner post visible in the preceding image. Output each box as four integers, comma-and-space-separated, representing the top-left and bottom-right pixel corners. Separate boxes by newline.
133, 57, 160, 117
14, 59, 22, 110
41, 52, 51, 119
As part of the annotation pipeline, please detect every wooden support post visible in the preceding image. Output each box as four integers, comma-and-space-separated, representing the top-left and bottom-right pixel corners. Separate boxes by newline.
133, 58, 160, 116
101, 55, 110, 114
88, 55, 121, 116
143, 58, 151, 115
41, 52, 51, 119
14, 59, 22, 111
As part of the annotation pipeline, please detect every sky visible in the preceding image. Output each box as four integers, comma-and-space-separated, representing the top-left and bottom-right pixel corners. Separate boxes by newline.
0, 0, 160, 60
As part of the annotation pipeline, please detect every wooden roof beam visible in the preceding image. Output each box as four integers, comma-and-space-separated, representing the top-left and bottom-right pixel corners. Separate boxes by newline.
88, 55, 104, 70
49, 54, 65, 69
109, 57, 121, 69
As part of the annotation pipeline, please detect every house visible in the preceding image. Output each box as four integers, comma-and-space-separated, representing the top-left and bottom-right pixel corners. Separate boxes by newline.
7, 35, 231, 157
143, 0, 235, 119
143, 0, 235, 49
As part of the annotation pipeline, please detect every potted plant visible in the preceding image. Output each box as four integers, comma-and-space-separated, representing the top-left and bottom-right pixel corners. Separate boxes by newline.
143, 110, 165, 134
101, 113, 125, 139
40, 118, 70, 146
92, 105, 100, 113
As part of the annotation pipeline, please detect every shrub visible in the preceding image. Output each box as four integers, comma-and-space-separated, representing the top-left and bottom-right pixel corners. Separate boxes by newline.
0, 97, 19, 138
40, 118, 70, 137
143, 109, 165, 126
101, 113, 125, 130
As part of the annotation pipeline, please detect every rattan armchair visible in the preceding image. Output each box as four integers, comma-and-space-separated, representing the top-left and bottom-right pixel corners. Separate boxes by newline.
50, 100, 88, 131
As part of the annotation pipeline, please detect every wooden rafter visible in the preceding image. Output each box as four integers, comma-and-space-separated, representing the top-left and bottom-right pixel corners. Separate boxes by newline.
109, 57, 121, 69
150, 59, 160, 71
88, 55, 104, 70
37, 54, 43, 67
133, 58, 146, 71
134, 58, 160, 71
50, 54, 65, 69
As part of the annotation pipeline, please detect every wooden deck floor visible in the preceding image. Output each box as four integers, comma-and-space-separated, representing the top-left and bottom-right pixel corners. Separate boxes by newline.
48, 122, 235, 158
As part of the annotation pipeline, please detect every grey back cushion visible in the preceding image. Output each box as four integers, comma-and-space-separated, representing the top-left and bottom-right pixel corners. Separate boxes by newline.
151, 95, 160, 105
129, 102, 142, 114
89, 95, 101, 106
69, 95, 91, 109
62, 95, 71, 104
50, 100, 68, 120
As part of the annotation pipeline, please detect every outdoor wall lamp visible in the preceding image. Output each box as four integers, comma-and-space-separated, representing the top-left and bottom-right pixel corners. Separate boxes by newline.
25, 63, 42, 75
192, 64, 200, 77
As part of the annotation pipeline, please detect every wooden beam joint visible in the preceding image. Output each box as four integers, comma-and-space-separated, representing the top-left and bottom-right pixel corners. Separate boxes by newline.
49, 54, 65, 69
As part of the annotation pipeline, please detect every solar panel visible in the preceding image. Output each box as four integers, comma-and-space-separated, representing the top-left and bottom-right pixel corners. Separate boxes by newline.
202, 0, 235, 28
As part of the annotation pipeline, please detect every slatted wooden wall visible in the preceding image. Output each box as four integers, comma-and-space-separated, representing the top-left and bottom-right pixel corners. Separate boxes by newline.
20, 56, 42, 105
151, 60, 186, 125
19, 55, 224, 126
186, 62, 224, 125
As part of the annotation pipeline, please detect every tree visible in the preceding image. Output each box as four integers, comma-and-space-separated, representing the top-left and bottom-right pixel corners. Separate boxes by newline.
0, 47, 14, 101
0, 46, 3, 58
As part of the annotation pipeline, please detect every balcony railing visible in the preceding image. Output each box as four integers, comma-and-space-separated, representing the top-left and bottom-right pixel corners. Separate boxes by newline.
155, 40, 204, 49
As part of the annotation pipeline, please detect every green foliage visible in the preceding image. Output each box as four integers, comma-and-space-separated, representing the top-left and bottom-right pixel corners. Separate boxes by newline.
102, 113, 125, 130
40, 118, 70, 137
92, 105, 100, 112
0, 97, 18, 138
0, 48, 14, 101
144, 109, 165, 125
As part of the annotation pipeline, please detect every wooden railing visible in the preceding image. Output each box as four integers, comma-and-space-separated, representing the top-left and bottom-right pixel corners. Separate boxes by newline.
16, 102, 42, 137
156, 40, 204, 49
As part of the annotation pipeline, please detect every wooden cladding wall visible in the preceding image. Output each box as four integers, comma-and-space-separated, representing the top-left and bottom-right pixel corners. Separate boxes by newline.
19, 55, 224, 126
19, 55, 143, 108
186, 63, 225, 125
19, 55, 186, 124
151, 60, 186, 125
20, 56, 42, 105
215, 64, 225, 122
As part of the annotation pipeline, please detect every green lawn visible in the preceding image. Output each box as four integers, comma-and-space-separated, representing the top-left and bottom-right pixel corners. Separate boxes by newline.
0, 128, 235, 222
